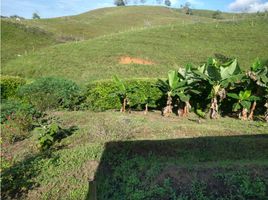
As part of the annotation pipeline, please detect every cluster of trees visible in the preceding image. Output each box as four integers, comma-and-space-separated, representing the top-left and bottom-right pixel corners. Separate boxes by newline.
113, 57, 268, 121
114, 0, 172, 7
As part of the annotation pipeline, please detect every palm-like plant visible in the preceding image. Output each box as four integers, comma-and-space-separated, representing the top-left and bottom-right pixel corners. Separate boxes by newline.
246, 58, 268, 120
193, 58, 243, 119
157, 70, 188, 117
227, 90, 260, 120
177, 65, 200, 116
112, 75, 135, 112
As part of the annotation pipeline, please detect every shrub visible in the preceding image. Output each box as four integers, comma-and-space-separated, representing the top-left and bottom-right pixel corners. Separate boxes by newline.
1, 100, 41, 143
0, 100, 41, 123
18, 77, 84, 111
85, 79, 163, 111
0, 76, 26, 100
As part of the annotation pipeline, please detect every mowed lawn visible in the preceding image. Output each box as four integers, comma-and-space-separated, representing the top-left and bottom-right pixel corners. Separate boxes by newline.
3, 17, 268, 84
2, 111, 268, 199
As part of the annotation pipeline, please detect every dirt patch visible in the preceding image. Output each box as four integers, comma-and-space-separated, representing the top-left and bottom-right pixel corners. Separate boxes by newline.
119, 56, 155, 65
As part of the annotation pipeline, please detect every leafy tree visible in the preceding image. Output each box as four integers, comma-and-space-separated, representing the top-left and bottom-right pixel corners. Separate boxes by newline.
114, 0, 126, 6
193, 58, 243, 119
164, 0, 171, 7
182, 2, 192, 15
227, 90, 259, 120
32, 13, 40, 19
212, 10, 222, 19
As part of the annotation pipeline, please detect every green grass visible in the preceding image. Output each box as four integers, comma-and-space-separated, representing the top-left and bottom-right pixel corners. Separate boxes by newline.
1, 21, 57, 65
1, 111, 268, 199
11, 6, 215, 40
3, 17, 268, 84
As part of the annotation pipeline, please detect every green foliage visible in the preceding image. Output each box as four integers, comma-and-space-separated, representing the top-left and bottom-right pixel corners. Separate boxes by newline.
35, 121, 77, 151
227, 90, 260, 111
0, 99, 41, 123
18, 77, 84, 111
212, 10, 222, 19
1, 100, 41, 143
32, 13, 40, 19
0, 75, 26, 100
36, 123, 61, 150
85, 79, 162, 111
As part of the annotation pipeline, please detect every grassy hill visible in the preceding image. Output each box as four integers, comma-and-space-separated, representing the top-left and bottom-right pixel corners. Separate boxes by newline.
1, 21, 57, 65
1, 6, 217, 69
12, 6, 215, 40
3, 16, 268, 84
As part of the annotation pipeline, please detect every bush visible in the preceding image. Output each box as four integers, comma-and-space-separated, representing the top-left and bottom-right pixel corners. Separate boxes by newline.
1, 100, 42, 143
0, 100, 41, 123
0, 76, 26, 100
85, 79, 163, 111
18, 77, 84, 111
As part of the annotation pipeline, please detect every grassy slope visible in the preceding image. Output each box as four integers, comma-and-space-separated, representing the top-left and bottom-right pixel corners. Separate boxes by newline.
1, 21, 57, 65
18, 6, 214, 40
2, 111, 268, 199
3, 17, 268, 84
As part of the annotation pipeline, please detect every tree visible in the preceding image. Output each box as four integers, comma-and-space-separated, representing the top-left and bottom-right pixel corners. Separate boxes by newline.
182, 2, 192, 15
212, 10, 222, 19
164, 0, 171, 7
193, 58, 243, 119
114, 0, 126, 6
32, 13, 40, 19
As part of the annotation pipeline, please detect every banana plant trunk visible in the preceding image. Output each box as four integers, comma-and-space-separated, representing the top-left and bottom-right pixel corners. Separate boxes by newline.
241, 108, 248, 120
144, 103, 148, 115
163, 94, 173, 117
120, 98, 127, 113
210, 97, 218, 119
265, 102, 268, 122
183, 101, 191, 117
248, 101, 256, 120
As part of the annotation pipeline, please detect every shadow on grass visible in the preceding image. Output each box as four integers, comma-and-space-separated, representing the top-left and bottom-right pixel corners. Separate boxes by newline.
1, 126, 78, 199
86, 134, 268, 200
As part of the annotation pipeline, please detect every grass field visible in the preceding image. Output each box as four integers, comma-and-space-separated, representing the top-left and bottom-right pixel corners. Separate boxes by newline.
3, 17, 268, 84
1, 21, 57, 65
2, 111, 268, 199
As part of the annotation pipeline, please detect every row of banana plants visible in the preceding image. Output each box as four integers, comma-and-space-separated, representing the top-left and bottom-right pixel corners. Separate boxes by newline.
113, 57, 268, 121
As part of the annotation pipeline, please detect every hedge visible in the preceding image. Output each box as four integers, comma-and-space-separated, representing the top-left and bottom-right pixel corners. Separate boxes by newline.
0, 76, 26, 100
85, 79, 164, 111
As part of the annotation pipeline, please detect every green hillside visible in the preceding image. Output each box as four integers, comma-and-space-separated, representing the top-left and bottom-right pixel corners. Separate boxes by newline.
3, 17, 268, 84
1, 21, 57, 65
14, 6, 215, 40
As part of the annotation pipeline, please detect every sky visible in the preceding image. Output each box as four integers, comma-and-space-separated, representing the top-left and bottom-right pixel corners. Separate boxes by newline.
1, 0, 268, 19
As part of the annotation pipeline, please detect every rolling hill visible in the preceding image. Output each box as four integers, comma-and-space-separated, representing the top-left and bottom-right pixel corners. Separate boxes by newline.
1, 21, 57, 65
2, 16, 268, 84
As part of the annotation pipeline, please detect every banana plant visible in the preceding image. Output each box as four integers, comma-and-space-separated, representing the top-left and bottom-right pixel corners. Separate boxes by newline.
112, 75, 135, 112
157, 70, 188, 117
246, 58, 268, 120
177, 64, 201, 116
227, 90, 260, 120
193, 58, 243, 119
